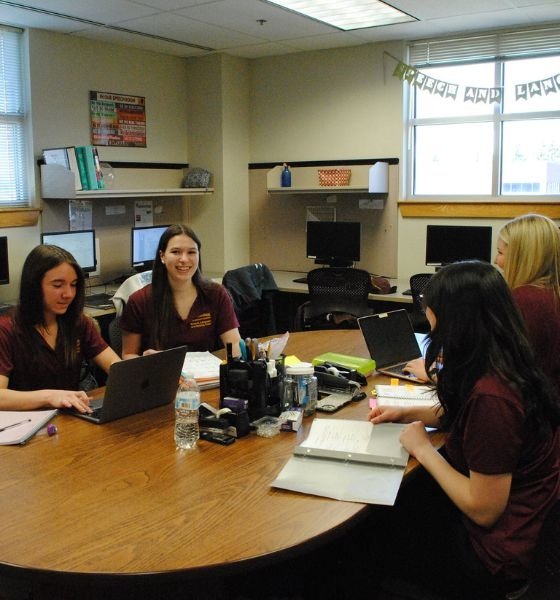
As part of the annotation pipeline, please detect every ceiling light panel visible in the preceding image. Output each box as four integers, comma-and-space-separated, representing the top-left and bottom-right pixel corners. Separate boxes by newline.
265, 0, 416, 30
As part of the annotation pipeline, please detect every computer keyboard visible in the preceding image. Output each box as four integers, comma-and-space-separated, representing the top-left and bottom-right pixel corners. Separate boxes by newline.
84, 293, 114, 308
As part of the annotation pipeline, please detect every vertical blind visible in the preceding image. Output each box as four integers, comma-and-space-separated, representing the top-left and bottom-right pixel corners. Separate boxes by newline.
0, 25, 28, 207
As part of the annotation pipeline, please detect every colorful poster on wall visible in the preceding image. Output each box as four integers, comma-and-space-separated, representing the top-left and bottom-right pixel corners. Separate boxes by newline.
90, 91, 146, 147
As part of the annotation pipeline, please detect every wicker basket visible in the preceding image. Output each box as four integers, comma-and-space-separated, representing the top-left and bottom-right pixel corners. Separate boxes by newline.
318, 168, 352, 187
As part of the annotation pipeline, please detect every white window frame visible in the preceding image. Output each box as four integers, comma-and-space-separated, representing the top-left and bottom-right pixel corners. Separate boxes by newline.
405, 25, 560, 201
0, 24, 30, 208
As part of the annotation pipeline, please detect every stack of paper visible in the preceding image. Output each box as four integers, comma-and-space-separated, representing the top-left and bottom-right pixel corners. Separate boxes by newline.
183, 351, 223, 390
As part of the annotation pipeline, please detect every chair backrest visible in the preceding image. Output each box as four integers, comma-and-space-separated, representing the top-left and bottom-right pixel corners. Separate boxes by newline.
409, 273, 432, 313
305, 267, 371, 320
108, 316, 123, 358
408, 273, 432, 334
112, 270, 152, 317
222, 263, 278, 338
523, 500, 560, 600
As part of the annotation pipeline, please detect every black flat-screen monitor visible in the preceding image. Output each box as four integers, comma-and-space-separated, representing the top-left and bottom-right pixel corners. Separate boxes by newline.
306, 221, 361, 268
41, 229, 97, 273
425, 225, 493, 267
131, 225, 169, 272
0, 237, 9, 285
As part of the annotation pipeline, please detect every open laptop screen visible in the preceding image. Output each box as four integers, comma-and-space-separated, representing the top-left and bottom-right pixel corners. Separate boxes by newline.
358, 310, 421, 368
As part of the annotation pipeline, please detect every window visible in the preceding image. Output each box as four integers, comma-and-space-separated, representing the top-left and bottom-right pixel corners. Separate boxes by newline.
0, 25, 28, 207
407, 27, 560, 198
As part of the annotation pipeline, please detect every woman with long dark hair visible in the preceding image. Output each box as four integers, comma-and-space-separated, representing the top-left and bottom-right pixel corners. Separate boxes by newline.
369, 261, 559, 599
0, 245, 119, 411
121, 223, 241, 358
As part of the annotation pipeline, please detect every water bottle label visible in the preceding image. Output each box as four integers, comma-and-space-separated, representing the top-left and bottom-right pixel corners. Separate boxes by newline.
175, 391, 200, 410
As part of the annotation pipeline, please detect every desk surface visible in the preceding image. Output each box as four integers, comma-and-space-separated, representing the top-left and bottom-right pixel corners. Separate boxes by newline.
0, 330, 436, 585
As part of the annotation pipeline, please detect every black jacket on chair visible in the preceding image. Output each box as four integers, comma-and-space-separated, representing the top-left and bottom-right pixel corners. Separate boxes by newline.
222, 264, 278, 338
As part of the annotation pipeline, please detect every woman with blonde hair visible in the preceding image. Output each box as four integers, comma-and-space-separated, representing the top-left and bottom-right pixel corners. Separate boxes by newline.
495, 213, 560, 390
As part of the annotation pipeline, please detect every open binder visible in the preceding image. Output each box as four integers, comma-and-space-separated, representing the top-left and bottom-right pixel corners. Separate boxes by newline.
272, 419, 408, 505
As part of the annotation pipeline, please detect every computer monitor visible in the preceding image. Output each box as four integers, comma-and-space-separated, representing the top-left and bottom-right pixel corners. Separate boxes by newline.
306, 221, 361, 268
425, 225, 493, 267
41, 229, 97, 273
0, 237, 9, 285
131, 225, 169, 272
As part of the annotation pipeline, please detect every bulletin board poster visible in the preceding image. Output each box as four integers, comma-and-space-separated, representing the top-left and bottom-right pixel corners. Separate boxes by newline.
90, 91, 146, 147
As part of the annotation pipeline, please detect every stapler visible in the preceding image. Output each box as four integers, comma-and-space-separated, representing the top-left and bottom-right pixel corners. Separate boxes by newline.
314, 363, 367, 387
314, 369, 361, 394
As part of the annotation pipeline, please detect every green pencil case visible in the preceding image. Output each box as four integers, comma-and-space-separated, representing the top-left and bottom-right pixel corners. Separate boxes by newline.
311, 352, 376, 377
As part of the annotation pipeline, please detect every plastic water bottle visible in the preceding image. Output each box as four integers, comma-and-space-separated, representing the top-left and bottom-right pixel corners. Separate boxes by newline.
175, 371, 200, 450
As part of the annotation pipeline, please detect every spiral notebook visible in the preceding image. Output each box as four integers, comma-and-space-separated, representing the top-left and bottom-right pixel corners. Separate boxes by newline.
0, 409, 58, 445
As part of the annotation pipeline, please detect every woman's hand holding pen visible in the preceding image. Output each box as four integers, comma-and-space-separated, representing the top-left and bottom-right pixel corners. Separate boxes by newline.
42, 389, 93, 413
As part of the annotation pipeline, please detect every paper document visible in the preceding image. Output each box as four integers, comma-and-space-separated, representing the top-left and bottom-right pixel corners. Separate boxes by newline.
0, 410, 58, 445
272, 418, 409, 505
183, 351, 222, 390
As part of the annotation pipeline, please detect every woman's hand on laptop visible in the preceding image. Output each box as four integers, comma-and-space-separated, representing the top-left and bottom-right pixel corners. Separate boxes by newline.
403, 357, 429, 382
43, 390, 93, 413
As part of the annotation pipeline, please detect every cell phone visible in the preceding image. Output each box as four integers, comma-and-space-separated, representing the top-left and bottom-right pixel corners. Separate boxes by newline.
200, 431, 236, 445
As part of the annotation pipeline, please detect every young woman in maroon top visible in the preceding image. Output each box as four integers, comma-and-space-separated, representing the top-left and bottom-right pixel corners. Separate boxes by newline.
121, 223, 241, 359
495, 213, 560, 393
0, 245, 120, 413
369, 261, 559, 599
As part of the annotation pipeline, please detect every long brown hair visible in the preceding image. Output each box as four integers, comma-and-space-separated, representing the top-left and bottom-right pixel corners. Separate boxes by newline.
17, 244, 85, 368
149, 223, 213, 349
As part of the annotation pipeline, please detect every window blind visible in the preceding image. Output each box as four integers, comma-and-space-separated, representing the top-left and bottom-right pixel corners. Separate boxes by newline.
409, 24, 560, 66
0, 25, 28, 207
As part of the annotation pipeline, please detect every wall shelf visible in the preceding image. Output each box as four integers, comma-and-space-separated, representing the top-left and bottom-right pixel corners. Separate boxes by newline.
266, 162, 388, 195
40, 164, 213, 200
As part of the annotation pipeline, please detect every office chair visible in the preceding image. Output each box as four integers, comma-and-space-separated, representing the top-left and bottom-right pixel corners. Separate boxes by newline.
409, 273, 433, 334
508, 499, 560, 600
294, 267, 372, 331
222, 263, 279, 338
108, 316, 123, 358
79, 315, 101, 391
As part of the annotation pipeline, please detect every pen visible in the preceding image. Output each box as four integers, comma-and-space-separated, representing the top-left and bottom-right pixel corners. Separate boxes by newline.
0, 418, 32, 433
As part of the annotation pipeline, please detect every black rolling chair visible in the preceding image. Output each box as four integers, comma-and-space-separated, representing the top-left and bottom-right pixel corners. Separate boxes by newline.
294, 267, 372, 331
510, 500, 560, 600
222, 263, 279, 339
409, 273, 433, 333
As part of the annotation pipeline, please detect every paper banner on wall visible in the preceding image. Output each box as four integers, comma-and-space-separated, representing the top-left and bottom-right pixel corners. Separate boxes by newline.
69, 200, 93, 231
134, 200, 153, 226
392, 59, 559, 104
